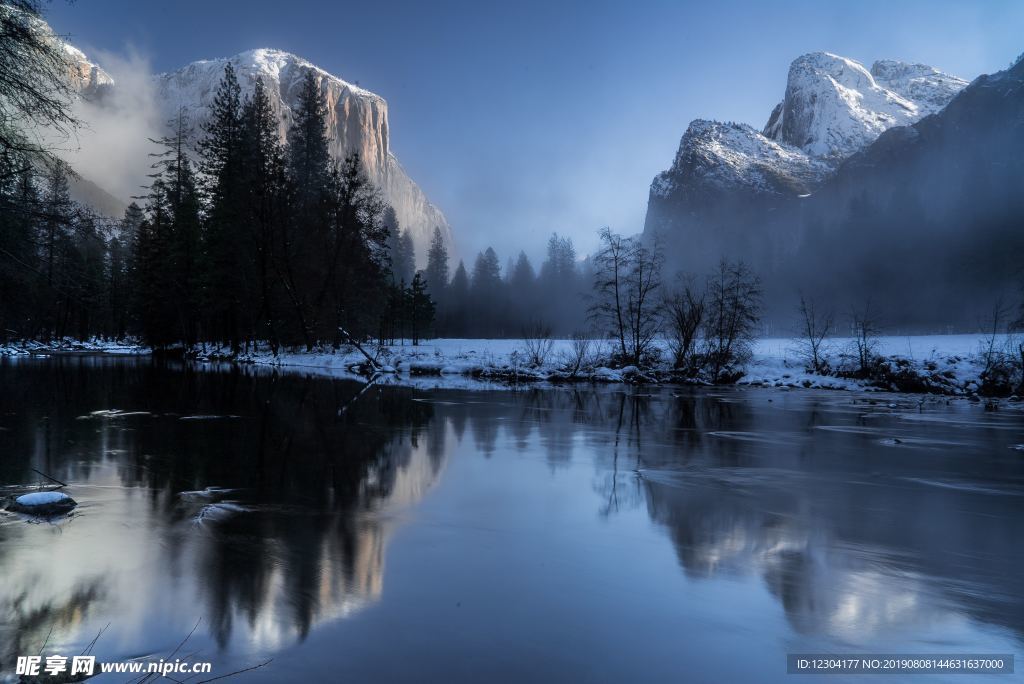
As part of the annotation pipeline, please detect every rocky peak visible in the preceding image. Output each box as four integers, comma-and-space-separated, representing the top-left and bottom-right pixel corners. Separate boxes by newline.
653, 120, 828, 199
762, 52, 929, 160
62, 44, 115, 100
869, 59, 968, 115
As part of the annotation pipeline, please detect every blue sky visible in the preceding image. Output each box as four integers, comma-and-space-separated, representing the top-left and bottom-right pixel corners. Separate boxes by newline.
46, 0, 1024, 263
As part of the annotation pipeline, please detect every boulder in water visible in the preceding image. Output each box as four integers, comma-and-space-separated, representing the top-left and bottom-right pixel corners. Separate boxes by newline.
7, 491, 77, 516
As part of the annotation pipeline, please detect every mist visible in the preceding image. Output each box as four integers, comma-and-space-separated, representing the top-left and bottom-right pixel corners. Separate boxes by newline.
59, 48, 162, 205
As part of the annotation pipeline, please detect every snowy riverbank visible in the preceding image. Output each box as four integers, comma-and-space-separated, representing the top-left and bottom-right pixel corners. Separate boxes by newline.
0, 337, 150, 356
223, 334, 1017, 397
2, 334, 1016, 397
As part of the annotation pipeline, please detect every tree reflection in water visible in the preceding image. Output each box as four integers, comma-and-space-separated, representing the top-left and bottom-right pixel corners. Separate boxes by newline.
0, 357, 1021, 674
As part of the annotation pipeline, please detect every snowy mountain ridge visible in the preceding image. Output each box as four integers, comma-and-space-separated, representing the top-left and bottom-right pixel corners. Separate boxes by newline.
763, 52, 967, 160
649, 52, 967, 206
651, 120, 830, 199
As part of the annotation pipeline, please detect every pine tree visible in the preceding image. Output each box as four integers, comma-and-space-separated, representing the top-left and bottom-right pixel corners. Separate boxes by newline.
107, 203, 141, 339
281, 70, 332, 349
407, 272, 434, 345
444, 260, 469, 337
132, 180, 176, 346
0, 154, 41, 341
39, 161, 73, 338
141, 110, 204, 347
287, 71, 331, 207
199, 63, 247, 350
319, 154, 389, 343
384, 207, 415, 286
471, 247, 503, 336
424, 226, 449, 300
241, 76, 286, 350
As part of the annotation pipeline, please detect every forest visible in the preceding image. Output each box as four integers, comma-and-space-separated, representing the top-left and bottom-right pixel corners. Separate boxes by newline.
2, 0, 1022, 394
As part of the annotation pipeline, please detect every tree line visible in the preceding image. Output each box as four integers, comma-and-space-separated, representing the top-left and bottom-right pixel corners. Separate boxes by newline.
418, 231, 588, 338
0, 19, 437, 352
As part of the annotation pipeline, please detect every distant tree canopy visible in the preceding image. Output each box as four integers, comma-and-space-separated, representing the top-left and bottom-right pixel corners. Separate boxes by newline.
0, 54, 437, 350
424, 233, 589, 338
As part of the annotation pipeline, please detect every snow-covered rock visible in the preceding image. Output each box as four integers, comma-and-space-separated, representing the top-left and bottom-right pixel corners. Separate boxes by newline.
154, 48, 453, 266
869, 60, 968, 116
651, 120, 829, 199
762, 52, 965, 160
7, 491, 77, 516
62, 43, 115, 100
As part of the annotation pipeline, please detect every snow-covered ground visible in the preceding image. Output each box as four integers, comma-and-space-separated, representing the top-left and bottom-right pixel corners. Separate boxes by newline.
2, 334, 1014, 396
0, 337, 150, 357
227, 334, 1017, 396
742, 334, 1000, 392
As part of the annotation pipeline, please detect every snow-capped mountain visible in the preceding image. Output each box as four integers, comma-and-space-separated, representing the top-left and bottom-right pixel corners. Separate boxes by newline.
154, 49, 452, 266
762, 52, 965, 160
650, 119, 830, 201
53, 27, 451, 266
645, 52, 966, 238
645, 50, 1023, 327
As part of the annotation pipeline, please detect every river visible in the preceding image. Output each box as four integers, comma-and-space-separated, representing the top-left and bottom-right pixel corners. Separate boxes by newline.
0, 354, 1021, 682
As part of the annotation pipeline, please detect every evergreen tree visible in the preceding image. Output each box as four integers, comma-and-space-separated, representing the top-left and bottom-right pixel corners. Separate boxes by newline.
407, 272, 435, 345
39, 161, 74, 338
287, 71, 331, 206
424, 226, 449, 300
318, 153, 389, 343
199, 63, 247, 350
445, 260, 469, 337
106, 203, 142, 339
471, 247, 503, 336
132, 180, 176, 346
384, 207, 415, 286
0, 153, 41, 340
241, 76, 287, 350
509, 250, 537, 331
281, 71, 332, 348
138, 110, 204, 347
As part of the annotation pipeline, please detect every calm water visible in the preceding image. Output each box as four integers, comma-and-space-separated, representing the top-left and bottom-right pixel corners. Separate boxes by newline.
0, 355, 1022, 683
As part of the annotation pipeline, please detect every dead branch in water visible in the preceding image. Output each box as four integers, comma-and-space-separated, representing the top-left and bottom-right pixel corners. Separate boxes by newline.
31, 467, 68, 488
338, 327, 381, 372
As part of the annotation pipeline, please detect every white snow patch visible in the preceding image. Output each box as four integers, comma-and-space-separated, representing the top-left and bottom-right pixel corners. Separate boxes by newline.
15, 491, 72, 506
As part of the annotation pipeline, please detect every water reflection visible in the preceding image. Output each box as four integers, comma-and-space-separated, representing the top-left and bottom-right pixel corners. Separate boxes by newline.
0, 357, 1021, 681
0, 356, 446, 668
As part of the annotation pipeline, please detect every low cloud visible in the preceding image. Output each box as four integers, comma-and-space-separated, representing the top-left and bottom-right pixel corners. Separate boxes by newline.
60, 47, 163, 204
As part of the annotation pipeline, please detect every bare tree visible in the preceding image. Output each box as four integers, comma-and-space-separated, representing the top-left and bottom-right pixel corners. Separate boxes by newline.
623, 233, 664, 365
796, 292, 833, 373
588, 228, 663, 366
588, 227, 629, 361
560, 331, 593, 377
979, 295, 1011, 376
520, 318, 554, 368
0, 1, 81, 163
662, 274, 704, 371
850, 298, 880, 376
975, 296, 1024, 395
703, 259, 761, 380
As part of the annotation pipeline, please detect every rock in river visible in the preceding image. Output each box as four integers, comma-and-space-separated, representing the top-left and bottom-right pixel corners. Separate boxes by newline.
7, 491, 77, 516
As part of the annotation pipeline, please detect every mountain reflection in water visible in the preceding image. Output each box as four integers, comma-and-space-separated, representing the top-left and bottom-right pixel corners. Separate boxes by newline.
0, 355, 1021, 682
